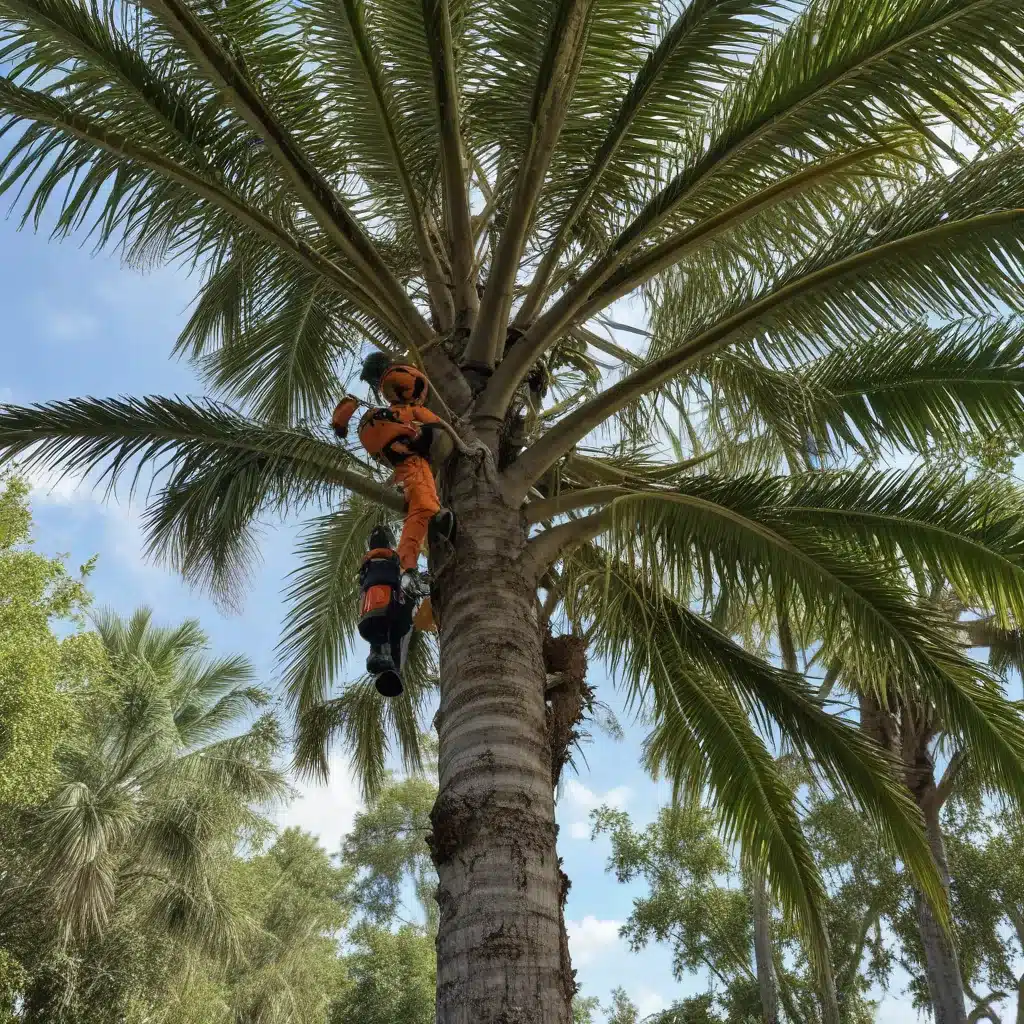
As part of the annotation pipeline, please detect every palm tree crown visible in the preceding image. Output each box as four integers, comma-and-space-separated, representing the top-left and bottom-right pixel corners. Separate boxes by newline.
3, 0, 1024, 1004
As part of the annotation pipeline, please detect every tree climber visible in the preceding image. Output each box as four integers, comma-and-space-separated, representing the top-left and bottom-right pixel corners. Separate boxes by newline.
331, 352, 458, 598
357, 524, 434, 697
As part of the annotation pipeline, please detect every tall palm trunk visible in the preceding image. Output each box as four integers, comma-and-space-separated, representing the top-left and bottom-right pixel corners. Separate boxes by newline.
859, 693, 967, 1024
750, 871, 780, 1024
429, 459, 571, 1024
914, 793, 968, 1024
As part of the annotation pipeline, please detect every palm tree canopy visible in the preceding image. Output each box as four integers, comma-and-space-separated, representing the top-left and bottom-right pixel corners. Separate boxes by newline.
3, 0, 1024, 980
2, 607, 286, 949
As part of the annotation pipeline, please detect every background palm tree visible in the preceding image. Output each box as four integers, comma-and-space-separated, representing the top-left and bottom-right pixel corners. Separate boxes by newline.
0, 606, 286, 1021
4, 1, 1024, 1020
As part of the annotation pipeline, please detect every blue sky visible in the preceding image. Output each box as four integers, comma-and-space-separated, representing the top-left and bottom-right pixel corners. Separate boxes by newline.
0, 215, 995, 1022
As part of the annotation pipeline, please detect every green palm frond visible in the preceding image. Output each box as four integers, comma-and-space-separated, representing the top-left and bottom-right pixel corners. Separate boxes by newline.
95, 606, 207, 673
461, 0, 563, 159
616, 0, 1024, 250
653, 148, 1024, 365
301, 0, 438, 203
779, 469, 1024, 623
567, 474, 1024, 804
173, 717, 288, 803
564, 548, 837, 979
173, 672, 268, 747
801, 318, 1024, 455
0, 0, 222, 162
191, 263, 359, 426
292, 649, 436, 800
679, 318, 1024, 466
525, 0, 778, 306
595, 470, 1024, 673
507, 148, 1024, 493
0, 395, 399, 595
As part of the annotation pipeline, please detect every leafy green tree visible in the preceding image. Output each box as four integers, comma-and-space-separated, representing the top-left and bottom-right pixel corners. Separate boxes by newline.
572, 995, 601, 1024
329, 924, 435, 1024
0, 608, 287, 1021
606, 988, 641, 1024
593, 801, 882, 1024
0, 474, 102, 806
8, 2, 1024, 1019
176, 828, 352, 1024
870, 795, 1024, 1023
343, 773, 436, 930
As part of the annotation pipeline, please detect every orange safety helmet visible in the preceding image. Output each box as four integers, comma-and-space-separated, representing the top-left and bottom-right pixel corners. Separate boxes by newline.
360, 352, 430, 406
381, 365, 429, 406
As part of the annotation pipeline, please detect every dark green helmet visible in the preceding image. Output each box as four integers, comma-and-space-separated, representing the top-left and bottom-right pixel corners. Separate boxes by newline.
368, 524, 396, 550
360, 351, 392, 389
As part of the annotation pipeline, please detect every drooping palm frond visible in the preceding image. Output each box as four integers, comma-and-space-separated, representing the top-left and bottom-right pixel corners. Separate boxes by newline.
543, 467, 1024, 659
562, 544, 952, 987
670, 318, 1024, 467
191, 269, 358, 427
800, 319, 1024, 456
292, 643, 436, 800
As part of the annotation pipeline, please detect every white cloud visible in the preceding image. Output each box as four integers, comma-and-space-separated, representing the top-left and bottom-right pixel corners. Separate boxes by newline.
561, 780, 631, 839
42, 307, 99, 343
23, 468, 171, 593
569, 821, 591, 840
567, 916, 624, 967
275, 754, 363, 850
24, 465, 97, 506
635, 989, 668, 1018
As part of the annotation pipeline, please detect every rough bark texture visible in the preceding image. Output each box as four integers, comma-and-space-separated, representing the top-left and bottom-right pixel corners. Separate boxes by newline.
750, 872, 779, 1024
429, 456, 572, 1024
543, 630, 590, 788
914, 796, 969, 1024
906, 734, 969, 1024
859, 693, 968, 1024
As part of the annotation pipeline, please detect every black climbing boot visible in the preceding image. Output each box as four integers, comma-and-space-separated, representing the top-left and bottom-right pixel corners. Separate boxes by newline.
428, 508, 456, 546
400, 568, 432, 599
374, 668, 404, 698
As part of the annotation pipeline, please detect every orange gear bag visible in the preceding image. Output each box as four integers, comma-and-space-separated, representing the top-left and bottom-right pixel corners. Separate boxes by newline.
358, 546, 401, 644
357, 408, 420, 459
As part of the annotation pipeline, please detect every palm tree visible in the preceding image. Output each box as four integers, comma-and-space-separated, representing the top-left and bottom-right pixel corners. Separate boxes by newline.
0, 606, 286, 1012
4, 1, 1024, 1020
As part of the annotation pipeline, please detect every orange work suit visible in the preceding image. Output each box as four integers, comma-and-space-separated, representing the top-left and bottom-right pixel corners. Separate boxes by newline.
332, 365, 443, 571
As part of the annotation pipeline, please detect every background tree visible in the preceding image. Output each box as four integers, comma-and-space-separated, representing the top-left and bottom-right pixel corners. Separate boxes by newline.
214, 828, 351, 1024
328, 923, 435, 1024
343, 771, 436, 931
0, 474, 101, 806
0, 607, 287, 1021
8, 1, 1024, 1019
592, 800, 880, 1023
